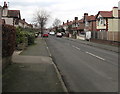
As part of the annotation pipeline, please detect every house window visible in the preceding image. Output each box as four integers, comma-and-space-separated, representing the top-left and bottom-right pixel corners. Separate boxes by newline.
100, 18, 105, 25
100, 19, 103, 24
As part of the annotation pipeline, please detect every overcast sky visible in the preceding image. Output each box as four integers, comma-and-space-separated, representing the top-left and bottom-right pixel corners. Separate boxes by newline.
0, 0, 119, 27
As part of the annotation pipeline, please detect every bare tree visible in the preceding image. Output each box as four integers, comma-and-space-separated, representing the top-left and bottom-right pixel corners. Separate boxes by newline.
52, 18, 61, 32
33, 9, 50, 36
52, 18, 61, 27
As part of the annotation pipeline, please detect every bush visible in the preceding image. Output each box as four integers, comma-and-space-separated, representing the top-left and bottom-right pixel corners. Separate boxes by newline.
2, 24, 16, 57
16, 27, 35, 46
16, 31, 26, 44
27, 33, 35, 45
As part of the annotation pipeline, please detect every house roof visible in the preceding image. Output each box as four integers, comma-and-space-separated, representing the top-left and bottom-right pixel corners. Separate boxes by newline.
28, 24, 33, 28
8, 10, 21, 18
19, 19, 27, 24
67, 21, 73, 25
87, 15, 96, 21
78, 19, 84, 23
97, 11, 113, 18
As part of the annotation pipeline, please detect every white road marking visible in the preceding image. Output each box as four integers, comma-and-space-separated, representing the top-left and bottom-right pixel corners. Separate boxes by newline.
72, 45, 105, 61
72, 45, 81, 50
86, 52, 105, 61
75, 47, 81, 50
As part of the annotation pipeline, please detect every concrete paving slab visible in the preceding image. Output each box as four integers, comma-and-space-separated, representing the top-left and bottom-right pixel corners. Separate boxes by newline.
3, 62, 65, 92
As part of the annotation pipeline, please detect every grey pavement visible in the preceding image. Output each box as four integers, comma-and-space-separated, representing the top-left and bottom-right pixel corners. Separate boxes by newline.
64, 37, 119, 53
2, 37, 67, 92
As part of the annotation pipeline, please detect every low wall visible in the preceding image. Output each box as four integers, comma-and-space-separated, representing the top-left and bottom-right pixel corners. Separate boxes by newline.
77, 35, 85, 40
90, 38, 120, 46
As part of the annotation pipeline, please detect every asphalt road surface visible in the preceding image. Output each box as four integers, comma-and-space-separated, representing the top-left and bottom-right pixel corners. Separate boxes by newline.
45, 36, 118, 92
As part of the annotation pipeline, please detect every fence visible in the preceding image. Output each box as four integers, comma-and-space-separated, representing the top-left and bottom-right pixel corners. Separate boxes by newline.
91, 31, 120, 42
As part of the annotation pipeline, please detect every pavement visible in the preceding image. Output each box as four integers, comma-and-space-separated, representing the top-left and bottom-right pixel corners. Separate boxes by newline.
2, 36, 67, 92
64, 37, 119, 53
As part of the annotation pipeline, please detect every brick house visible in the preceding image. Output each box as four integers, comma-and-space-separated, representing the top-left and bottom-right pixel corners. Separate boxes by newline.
84, 13, 96, 32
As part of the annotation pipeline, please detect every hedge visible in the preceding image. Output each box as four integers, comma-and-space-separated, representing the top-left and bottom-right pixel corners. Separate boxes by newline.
2, 24, 16, 57
16, 27, 35, 46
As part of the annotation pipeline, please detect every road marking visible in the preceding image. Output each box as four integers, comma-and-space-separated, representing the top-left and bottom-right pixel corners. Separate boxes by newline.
86, 52, 105, 61
75, 47, 81, 50
72, 45, 81, 50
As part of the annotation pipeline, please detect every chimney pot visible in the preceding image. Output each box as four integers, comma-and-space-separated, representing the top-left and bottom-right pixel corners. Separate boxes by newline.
75, 17, 78, 20
84, 13, 88, 15
112, 7, 118, 17
67, 20, 69, 23
3, 1, 8, 8
23, 19, 25, 21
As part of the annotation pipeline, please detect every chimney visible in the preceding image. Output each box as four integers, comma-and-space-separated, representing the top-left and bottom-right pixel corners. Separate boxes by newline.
2, 2, 8, 16
84, 13, 88, 21
67, 20, 69, 23
23, 19, 25, 21
84, 13, 88, 16
75, 17, 78, 20
112, 7, 118, 17
3, 2, 8, 8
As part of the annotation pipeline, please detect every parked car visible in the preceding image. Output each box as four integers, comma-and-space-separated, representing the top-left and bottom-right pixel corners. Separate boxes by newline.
35, 33, 39, 38
42, 33, 49, 37
49, 32, 55, 35
56, 32, 62, 37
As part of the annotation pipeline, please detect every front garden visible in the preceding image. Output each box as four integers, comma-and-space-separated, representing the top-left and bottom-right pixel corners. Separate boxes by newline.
16, 27, 39, 50
2, 25, 39, 69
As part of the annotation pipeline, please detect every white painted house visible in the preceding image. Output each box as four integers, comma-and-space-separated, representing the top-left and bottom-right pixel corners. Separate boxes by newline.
96, 7, 119, 32
2, 2, 21, 27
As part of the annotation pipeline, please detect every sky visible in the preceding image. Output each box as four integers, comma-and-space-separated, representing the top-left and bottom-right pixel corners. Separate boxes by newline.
0, 0, 119, 27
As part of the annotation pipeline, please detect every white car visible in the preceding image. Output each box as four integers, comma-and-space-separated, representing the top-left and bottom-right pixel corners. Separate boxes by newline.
49, 32, 55, 35
56, 32, 62, 37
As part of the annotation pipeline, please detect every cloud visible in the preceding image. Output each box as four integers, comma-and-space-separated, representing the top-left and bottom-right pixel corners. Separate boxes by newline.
0, 0, 119, 27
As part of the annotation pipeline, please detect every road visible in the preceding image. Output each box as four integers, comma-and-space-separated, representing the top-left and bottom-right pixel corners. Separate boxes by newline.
45, 36, 118, 92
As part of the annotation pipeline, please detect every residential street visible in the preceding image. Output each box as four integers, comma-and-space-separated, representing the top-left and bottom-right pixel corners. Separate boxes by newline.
1, 1, 119, 93
46, 35, 118, 92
